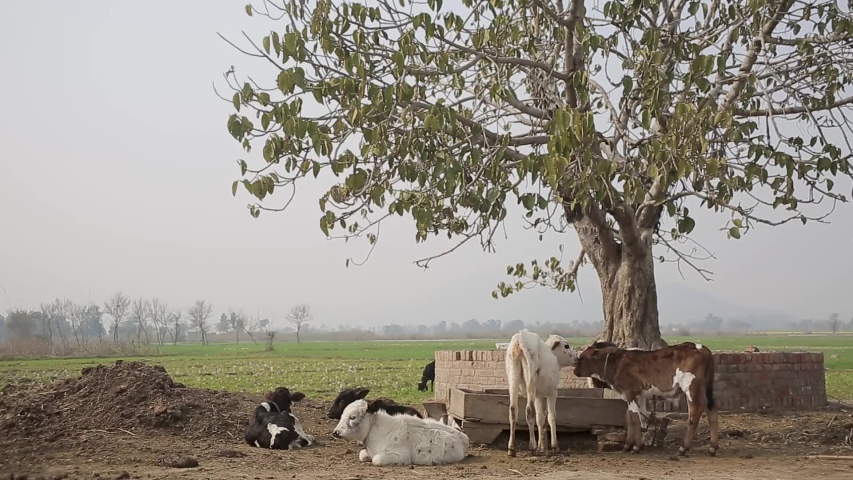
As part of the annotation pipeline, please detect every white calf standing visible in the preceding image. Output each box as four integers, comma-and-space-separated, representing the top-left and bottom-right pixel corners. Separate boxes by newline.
505, 329, 576, 456
332, 399, 469, 466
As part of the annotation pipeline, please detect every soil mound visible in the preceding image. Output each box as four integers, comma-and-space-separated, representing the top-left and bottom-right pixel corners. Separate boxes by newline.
0, 360, 253, 445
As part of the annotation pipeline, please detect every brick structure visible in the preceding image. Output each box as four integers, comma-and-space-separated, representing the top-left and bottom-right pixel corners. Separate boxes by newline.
433, 350, 827, 413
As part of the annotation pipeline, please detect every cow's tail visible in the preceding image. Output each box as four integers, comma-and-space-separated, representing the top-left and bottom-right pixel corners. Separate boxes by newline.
704, 351, 716, 411
518, 339, 537, 385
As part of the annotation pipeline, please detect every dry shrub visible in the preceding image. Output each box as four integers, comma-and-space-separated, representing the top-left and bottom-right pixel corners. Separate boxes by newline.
0, 338, 154, 359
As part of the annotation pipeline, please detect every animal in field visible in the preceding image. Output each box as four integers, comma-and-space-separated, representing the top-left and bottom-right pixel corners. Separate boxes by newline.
573, 341, 719, 456
504, 329, 577, 456
245, 387, 315, 450
327, 387, 422, 420
417, 360, 435, 392
332, 398, 469, 466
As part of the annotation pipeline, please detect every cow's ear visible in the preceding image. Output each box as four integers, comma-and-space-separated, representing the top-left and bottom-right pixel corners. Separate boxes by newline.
263, 390, 273, 400
355, 388, 370, 399
366, 399, 384, 414
290, 392, 306, 402
551, 340, 563, 351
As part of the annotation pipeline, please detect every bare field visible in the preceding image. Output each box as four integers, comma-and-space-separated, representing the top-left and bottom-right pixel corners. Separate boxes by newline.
1, 360, 852, 480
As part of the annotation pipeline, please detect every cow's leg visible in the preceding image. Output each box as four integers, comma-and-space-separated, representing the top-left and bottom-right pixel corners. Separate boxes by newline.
358, 448, 372, 462
372, 452, 406, 466
534, 395, 548, 454
623, 397, 644, 453
679, 399, 702, 456
627, 399, 646, 453
524, 372, 538, 452
507, 363, 523, 457
707, 403, 720, 456
623, 408, 636, 453
546, 393, 561, 455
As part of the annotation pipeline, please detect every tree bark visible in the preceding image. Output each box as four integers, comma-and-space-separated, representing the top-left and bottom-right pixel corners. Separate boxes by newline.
568, 201, 666, 350
597, 248, 666, 350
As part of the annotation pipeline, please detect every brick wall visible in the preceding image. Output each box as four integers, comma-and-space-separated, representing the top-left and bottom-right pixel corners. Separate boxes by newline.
433, 350, 827, 413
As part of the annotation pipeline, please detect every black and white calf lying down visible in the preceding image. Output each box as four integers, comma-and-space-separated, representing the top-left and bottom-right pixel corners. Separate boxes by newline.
332, 398, 469, 466
245, 387, 315, 450
327, 387, 422, 420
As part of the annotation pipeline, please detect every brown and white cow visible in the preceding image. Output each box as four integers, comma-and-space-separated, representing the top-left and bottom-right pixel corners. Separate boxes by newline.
573, 341, 719, 456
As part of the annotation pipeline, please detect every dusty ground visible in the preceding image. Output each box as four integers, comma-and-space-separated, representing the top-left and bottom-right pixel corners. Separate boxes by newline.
1, 361, 852, 480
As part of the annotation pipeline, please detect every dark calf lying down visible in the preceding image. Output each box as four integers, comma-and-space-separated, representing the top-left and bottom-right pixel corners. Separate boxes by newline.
245, 387, 315, 449
327, 387, 422, 420
573, 341, 719, 456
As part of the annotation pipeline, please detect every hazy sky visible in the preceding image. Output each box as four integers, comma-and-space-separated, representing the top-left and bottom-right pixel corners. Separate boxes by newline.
1, 1, 851, 328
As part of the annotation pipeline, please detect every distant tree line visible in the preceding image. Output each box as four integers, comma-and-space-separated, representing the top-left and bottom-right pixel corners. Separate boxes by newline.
3, 294, 852, 352
663, 313, 853, 336
0, 292, 283, 348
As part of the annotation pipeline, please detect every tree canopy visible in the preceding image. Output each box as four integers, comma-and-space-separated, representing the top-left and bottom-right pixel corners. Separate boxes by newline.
222, 0, 853, 347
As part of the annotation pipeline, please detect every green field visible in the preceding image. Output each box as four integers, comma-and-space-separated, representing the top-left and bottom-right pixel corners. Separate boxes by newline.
1, 335, 851, 404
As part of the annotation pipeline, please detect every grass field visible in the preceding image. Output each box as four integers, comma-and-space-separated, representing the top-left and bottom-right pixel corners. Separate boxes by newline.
1, 335, 851, 404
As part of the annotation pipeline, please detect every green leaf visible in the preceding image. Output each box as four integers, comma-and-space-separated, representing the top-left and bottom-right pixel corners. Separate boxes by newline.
678, 216, 695, 234
263, 36, 270, 54
231, 181, 239, 197
622, 76, 633, 95
688, 1, 699, 15
284, 33, 298, 57
245, 4, 253, 16
729, 227, 741, 239
232, 93, 241, 111
320, 216, 329, 236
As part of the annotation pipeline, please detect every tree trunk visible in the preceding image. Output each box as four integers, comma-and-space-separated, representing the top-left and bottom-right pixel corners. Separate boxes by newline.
296, 327, 300, 344
570, 206, 666, 351
597, 252, 666, 350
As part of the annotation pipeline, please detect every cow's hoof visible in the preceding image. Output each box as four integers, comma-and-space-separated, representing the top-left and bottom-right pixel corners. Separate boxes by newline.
507, 448, 516, 457
678, 447, 688, 456
632, 445, 641, 454
622, 444, 633, 453
709, 447, 717, 456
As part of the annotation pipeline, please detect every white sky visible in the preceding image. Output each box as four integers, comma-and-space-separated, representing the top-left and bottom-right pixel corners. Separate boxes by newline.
1, 1, 851, 327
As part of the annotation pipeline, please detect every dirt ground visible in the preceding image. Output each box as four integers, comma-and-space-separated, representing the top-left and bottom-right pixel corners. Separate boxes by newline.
1, 361, 852, 480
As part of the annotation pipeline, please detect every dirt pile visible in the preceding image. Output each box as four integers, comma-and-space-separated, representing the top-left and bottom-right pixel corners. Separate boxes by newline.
0, 360, 254, 445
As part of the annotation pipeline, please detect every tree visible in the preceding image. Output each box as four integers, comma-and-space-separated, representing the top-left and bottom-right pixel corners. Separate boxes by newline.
38, 302, 55, 341
145, 298, 169, 346
168, 310, 185, 345
67, 301, 87, 346
217, 313, 231, 333
228, 310, 248, 344
224, 0, 853, 349
83, 303, 106, 342
51, 298, 70, 346
129, 297, 150, 345
828, 312, 840, 334
5, 310, 36, 339
285, 304, 312, 343
188, 300, 213, 345
104, 291, 130, 344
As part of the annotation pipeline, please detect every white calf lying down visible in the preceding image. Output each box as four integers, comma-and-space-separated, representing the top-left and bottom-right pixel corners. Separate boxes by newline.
332, 399, 469, 466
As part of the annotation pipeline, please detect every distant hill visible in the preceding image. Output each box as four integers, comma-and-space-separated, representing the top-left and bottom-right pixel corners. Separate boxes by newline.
657, 282, 801, 329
